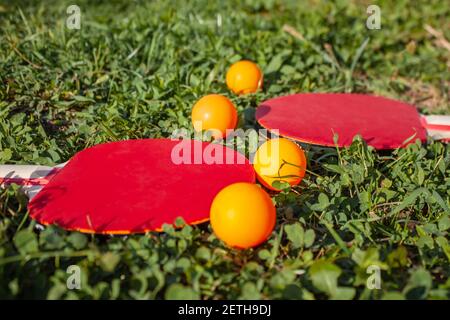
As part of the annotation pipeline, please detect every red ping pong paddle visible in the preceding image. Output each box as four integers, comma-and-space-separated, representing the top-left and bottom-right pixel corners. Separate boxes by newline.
256, 93, 450, 150
0, 139, 255, 234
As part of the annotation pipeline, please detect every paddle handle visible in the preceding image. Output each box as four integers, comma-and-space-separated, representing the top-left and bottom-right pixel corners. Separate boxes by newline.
0, 165, 66, 199
421, 115, 450, 141
0, 165, 58, 186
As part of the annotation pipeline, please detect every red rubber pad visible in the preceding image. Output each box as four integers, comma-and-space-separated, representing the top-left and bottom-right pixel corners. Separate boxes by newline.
29, 139, 255, 234
256, 93, 427, 149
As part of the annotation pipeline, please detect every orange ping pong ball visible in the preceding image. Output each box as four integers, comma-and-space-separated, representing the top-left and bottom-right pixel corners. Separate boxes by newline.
253, 138, 307, 191
226, 60, 263, 95
191, 94, 238, 139
210, 182, 276, 249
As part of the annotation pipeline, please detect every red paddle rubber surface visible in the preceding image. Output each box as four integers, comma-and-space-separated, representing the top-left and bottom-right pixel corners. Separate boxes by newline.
256, 93, 428, 149
29, 139, 255, 234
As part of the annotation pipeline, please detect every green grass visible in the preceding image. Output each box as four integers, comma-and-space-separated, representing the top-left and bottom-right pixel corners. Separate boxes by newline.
0, 0, 449, 299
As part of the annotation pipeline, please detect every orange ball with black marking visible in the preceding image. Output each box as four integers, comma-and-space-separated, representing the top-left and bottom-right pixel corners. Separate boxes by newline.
253, 138, 307, 191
